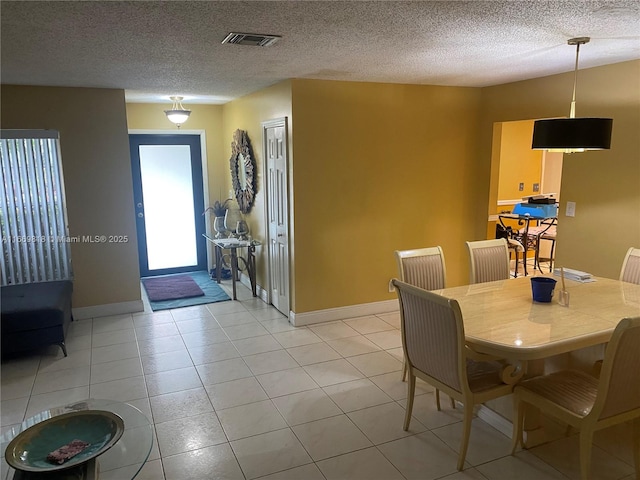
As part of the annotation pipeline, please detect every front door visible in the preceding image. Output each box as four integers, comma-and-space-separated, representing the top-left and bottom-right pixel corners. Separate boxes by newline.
129, 134, 206, 277
263, 119, 290, 316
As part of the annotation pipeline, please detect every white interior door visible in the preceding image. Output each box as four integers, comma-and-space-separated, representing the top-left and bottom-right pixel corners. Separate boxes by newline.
264, 118, 290, 316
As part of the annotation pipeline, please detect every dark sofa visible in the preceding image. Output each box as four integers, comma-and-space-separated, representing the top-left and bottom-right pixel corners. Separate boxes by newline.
1, 280, 73, 357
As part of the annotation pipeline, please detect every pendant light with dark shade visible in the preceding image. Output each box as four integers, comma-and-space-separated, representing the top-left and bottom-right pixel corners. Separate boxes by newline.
532, 37, 613, 153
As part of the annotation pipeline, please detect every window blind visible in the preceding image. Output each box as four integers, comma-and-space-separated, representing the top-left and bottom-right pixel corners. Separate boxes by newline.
1, 130, 72, 285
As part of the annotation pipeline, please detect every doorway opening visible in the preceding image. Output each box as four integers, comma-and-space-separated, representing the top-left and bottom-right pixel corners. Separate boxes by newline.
129, 134, 207, 278
489, 119, 563, 276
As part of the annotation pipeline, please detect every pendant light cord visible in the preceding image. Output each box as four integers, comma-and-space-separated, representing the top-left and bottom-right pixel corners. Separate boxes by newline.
567, 37, 590, 118
569, 42, 581, 119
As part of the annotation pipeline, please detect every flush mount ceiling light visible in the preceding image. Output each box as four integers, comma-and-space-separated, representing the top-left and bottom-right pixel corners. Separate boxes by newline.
164, 96, 191, 127
532, 37, 613, 153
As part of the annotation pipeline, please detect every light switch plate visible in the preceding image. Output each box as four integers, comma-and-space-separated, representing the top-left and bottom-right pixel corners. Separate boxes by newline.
566, 201, 576, 217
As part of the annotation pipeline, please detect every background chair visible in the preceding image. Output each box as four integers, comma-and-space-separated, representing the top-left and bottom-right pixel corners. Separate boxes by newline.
620, 247, 640, 285
495, 224, 525, 277
394, 246, 446, 291
393, 279, 513, 471
591, 245, 638, 379
394, 246, 451, 407
529, 218, 557, 273
511, 317, 640, 480
466, 238, 511, 284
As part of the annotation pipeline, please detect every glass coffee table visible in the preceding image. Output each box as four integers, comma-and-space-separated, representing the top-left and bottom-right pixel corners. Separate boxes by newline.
1, 399, 153, 480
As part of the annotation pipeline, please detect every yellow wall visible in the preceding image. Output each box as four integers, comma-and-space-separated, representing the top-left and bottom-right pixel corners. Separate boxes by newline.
290, 79, 483, 312
221, 81, 294, 301
481, 60, 640, 279
3, 60, 636, 314
497, 120, 542, 200
1, 85, 140, 308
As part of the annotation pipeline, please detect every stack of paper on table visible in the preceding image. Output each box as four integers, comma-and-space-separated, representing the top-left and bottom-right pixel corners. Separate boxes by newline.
553, 268, 595, 282
218, 238, 240, 245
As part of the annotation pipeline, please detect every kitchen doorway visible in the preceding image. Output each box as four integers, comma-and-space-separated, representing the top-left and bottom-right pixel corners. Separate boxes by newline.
489, 119, 563, 274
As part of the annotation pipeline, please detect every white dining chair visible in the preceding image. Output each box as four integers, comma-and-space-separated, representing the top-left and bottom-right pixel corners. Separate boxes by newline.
620, 247, 640, 285
394, 246, 453, 409
394, 246, 446, 291
466, 238, 511, 284
511, 316, 640, 480
393, 279, 513, 471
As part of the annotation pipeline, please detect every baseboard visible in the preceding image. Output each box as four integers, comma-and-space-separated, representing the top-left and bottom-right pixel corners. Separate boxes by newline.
234, 274, 399, 325
238, 272, 269, 303
477, 404, 514, 439
477, 404, 562, 446
289, 299, 399, 327
73, 300, 144, 320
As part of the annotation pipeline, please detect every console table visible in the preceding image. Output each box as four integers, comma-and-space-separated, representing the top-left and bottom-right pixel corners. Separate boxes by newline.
203, 234, 260, 300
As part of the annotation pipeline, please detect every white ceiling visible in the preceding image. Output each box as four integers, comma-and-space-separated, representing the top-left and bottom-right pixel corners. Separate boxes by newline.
2, 1, 639, 105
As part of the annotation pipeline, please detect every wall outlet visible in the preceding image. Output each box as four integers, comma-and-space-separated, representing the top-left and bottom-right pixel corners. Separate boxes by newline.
566, 201, 576, 217
388, 279, 395, 293
533, 183, 540, 192
518, 183, 524, 191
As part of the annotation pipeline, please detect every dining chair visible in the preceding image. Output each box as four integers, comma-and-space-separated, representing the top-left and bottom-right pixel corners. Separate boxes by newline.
394, 246, 446, 291
393, 279, 514, 471
394, 246, 453, 409
511, 316, 640, 480
465, 238, 511, 284
520, 218, 557, 273
496, 224, 525, 277
620, 247, 640, 285
591, 247, 639, 379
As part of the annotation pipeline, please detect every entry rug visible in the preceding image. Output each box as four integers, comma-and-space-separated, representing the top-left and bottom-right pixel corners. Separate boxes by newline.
142, 274, 204, 302
143, 271, 230, 311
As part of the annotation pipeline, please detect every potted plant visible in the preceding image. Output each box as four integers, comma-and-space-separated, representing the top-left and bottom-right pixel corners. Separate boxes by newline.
204, 199, 231, 238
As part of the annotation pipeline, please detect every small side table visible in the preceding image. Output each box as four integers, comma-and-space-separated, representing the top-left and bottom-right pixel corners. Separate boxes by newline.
204, 234, 260, 300
1, 399, 153, 480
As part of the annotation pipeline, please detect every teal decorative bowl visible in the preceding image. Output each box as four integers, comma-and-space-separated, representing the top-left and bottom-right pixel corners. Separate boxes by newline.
5, 410, 125, 472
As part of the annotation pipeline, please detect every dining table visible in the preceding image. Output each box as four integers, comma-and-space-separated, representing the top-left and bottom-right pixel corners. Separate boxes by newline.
433, 274, 640, 440
436, 275, 640, 363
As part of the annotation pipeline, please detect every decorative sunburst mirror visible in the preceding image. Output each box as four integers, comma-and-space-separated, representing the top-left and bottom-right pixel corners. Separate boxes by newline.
229, 129, 256, 214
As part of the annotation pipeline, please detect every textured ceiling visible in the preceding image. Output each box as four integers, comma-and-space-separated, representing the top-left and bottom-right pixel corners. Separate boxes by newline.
1, 1, 639, 105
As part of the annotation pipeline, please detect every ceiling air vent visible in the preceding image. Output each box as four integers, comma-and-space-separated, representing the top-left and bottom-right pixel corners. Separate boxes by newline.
222, 32, 281, 47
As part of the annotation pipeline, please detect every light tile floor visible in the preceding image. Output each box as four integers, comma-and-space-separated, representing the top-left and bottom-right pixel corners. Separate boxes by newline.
1, 280, 636, 480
